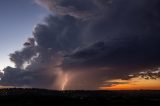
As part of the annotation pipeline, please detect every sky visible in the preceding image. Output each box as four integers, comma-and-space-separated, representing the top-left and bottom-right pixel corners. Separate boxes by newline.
0, 0, 160, 90
0, 0, 48, 70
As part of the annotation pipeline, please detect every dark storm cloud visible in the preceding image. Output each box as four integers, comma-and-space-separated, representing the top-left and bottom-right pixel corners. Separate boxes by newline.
0, 15, 86, 88
1, 66, 56, 88
33, 15, 84, 51
63, 0, 160, 73
35, 0, 110, 19
61, 0, 160, 88
1, 0, 160, 89
9, 38, 36, 68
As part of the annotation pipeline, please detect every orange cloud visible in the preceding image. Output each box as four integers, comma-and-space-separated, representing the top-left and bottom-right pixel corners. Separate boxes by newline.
100, 78, 160, 90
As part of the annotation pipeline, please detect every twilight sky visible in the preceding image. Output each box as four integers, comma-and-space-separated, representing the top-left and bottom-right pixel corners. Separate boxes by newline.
0, 0, 160, 90
0, 0, 48, 70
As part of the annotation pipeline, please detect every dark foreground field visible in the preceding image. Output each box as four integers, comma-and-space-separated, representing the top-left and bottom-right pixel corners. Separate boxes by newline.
0, 88, 160, 106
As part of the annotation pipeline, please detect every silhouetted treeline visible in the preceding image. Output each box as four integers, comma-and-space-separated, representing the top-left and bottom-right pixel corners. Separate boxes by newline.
0, 88, 160, 106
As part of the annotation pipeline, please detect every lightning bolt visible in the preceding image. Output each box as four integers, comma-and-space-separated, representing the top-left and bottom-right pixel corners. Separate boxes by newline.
61, 74, 68, 90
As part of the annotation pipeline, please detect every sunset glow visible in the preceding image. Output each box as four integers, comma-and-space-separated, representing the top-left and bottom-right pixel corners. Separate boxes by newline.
100, 78, 160, 90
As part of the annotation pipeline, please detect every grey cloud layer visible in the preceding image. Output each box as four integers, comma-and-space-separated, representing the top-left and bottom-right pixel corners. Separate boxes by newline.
35, 0, 110, 18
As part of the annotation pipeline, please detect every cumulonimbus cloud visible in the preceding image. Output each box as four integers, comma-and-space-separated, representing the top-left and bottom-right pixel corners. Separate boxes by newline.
0, 0, 160, 89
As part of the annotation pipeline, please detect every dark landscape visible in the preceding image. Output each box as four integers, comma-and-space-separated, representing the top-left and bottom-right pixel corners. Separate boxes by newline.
0, 88, 160, 106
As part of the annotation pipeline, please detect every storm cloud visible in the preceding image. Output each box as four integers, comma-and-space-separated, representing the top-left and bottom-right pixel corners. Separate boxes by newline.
35, 0, 110, 19
0, 0, 160, 89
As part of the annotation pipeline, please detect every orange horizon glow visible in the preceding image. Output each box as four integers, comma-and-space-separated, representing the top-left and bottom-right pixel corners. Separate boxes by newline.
100, 78, 160, 90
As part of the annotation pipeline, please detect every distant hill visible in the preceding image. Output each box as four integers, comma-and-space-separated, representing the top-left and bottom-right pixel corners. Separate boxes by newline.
0, 88, 160, 106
